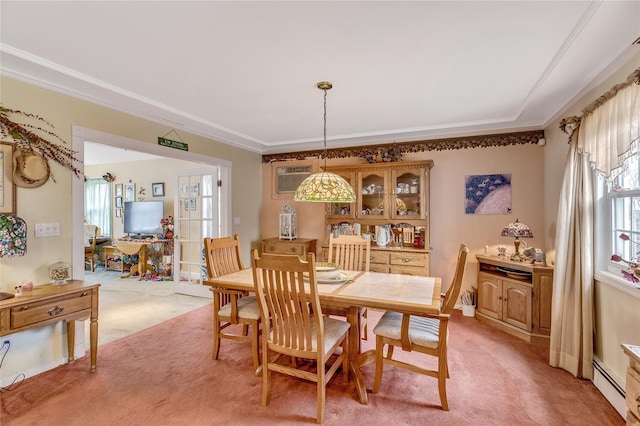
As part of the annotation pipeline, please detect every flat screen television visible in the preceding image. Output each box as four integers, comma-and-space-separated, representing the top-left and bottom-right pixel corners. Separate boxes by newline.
123, 201, 164, 237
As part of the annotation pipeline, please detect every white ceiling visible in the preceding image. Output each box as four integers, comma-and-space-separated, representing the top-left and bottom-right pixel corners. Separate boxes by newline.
1, 1, 639, 156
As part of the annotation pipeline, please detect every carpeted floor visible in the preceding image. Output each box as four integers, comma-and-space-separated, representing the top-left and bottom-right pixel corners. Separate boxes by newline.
0, 306, 624, 425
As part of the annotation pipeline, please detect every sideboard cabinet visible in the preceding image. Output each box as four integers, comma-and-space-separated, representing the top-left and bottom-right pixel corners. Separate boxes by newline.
475, 254, 553, 343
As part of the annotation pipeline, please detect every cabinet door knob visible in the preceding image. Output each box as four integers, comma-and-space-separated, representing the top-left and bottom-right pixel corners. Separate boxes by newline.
269, 246, 274, 251
635, 395, 640, 412
290, 247, 296, 252
402, 257, 411, 263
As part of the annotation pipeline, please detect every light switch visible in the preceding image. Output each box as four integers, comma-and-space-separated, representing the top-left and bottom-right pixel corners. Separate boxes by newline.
34, 222, 60, 237
234, 217, 241, 225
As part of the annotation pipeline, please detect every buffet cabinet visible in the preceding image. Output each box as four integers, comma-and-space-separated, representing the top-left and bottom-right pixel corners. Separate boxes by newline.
475, 254, 554, 343
261, 238, 317, 258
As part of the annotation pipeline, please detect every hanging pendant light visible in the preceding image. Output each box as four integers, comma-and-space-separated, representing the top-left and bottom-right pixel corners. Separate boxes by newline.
293, 82, 356, 203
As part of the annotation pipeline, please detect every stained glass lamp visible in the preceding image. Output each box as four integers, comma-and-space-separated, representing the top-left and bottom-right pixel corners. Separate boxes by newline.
294, 82, 356, 203
501, 218, 533, 261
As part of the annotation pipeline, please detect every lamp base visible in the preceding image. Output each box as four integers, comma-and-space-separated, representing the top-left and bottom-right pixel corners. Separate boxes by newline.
510, 238, 523, 262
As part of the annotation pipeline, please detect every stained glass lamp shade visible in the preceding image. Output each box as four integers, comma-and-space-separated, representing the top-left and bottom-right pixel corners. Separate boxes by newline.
500, 218, 533, 261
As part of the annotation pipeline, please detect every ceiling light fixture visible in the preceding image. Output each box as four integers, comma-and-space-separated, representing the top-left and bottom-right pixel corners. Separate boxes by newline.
293, 82, 356, 203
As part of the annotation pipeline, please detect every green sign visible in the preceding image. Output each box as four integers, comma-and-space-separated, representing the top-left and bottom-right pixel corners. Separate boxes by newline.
158, 137, 188, 151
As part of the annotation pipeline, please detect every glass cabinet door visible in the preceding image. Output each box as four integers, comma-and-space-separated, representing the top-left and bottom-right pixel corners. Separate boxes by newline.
325, 170, 356, 219
391, 168, 424, 219
358, 170, 388, 219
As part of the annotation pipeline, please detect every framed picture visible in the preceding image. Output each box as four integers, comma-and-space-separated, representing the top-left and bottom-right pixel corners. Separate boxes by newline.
185, 198, 197, 211
0, 142, 16, 214
152, 182, 165, 197
465, 174, 512, 215
124, 183, 135, 202
115, 197, 123, 208
114, 183, 123, 197
115, 208, 122, 217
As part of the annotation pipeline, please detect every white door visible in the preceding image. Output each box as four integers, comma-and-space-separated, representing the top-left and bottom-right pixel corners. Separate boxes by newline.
173, 167, 228, 297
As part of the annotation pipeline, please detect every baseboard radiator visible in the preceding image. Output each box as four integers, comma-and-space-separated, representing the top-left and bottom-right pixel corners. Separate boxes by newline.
592, 357, 626, 419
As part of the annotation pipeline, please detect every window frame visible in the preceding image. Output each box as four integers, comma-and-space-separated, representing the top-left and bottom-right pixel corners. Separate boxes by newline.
594, 167, 640, 299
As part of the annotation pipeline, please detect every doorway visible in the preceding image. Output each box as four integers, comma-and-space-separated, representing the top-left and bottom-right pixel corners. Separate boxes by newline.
71, 126, 232, 289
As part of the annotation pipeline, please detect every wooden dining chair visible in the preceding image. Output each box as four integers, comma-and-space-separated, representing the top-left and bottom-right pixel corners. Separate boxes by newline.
204, 235, 261, 370
322, 234, 371, 340
84, 224, 99, 272
372, 244, 469, 411
251, 250, 350, 424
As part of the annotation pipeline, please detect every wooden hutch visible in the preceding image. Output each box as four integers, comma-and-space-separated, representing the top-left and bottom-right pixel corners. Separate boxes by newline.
321, 160, 433, 276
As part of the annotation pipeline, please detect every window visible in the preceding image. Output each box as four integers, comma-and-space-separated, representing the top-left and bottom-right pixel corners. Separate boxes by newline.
598, 150, 640, 290
85, 178, 112, 237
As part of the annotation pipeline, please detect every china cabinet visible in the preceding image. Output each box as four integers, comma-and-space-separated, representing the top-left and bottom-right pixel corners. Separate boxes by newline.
475, 254, 553, 343
322, 161, 433, 276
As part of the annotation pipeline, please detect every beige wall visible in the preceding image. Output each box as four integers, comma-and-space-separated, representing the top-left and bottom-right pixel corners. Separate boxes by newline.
0, 77, 262, 383
262, 143, 547, 297
542, 51, 640, 387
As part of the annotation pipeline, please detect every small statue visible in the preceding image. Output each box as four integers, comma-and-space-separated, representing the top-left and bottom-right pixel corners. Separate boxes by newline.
523, 247, 547, 266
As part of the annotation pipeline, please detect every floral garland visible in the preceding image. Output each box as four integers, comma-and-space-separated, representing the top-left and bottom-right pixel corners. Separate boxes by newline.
0, 106, 82, 180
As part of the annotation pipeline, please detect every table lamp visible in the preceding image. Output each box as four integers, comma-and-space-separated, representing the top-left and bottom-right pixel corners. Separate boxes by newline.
500, 218, 533, 261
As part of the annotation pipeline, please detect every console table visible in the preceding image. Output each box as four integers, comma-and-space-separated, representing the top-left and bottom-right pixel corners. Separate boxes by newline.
0, 280, 100, 372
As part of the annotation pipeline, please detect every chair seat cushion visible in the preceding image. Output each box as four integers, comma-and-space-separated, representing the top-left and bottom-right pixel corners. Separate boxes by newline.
373, 311, 442, 349
218, 295, 261, 320
320, 317, 350, 354
270, 316, 349, 355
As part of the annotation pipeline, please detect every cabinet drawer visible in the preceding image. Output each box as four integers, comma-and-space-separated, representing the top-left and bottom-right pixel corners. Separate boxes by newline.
369, 251, 389, 264
11, 292, 92, 329
370, 264, 390, 273
390, 252, 426, 268
390, 265, 425, 276
264, 243, 305, 255
628, 367, 640, 420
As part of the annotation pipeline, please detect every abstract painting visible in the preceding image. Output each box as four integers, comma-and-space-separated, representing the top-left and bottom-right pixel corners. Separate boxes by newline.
465, 174, 511, 215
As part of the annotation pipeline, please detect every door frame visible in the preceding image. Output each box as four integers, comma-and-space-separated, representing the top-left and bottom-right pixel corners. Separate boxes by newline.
71, 126, 232, 281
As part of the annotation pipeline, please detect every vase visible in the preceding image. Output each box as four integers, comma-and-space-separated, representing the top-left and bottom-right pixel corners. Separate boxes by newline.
165, 230, 174, 239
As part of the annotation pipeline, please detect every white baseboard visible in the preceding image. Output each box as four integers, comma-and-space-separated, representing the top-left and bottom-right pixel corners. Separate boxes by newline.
0, 343, 86, 388
593, 357, 626, 419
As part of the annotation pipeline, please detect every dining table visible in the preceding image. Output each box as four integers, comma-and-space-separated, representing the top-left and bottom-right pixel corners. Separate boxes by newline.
204, 268, 441, 405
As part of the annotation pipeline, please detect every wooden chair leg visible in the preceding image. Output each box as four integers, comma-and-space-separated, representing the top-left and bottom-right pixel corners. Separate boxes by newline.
372, 336, 384, 393
438, 350, 449, 411
212, 315, 221, 360
316, 371, 326, 424
361, 309, 368, 340
251, 320, 260, 370
262, 354, 271, 406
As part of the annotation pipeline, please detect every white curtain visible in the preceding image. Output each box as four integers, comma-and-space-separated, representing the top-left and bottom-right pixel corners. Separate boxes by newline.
550, 127, 594, 379
551, 69, 639, 378
576, 78, 640, 179
85, 178, 112, 237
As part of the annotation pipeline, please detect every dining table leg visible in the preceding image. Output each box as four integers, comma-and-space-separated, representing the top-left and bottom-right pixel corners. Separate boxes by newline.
346, 306, 369, 405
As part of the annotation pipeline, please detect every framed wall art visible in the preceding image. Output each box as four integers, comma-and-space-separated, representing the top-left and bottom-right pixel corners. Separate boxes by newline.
152, 182, 165, 197
115, 197, 123, 209
124, 183, 135, 202
0, 142, 16, 214
465, 174, 512, 215
115, 183, 123, 197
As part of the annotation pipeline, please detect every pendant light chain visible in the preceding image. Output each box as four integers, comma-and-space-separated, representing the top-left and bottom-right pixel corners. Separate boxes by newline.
323, 87, 328, 169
